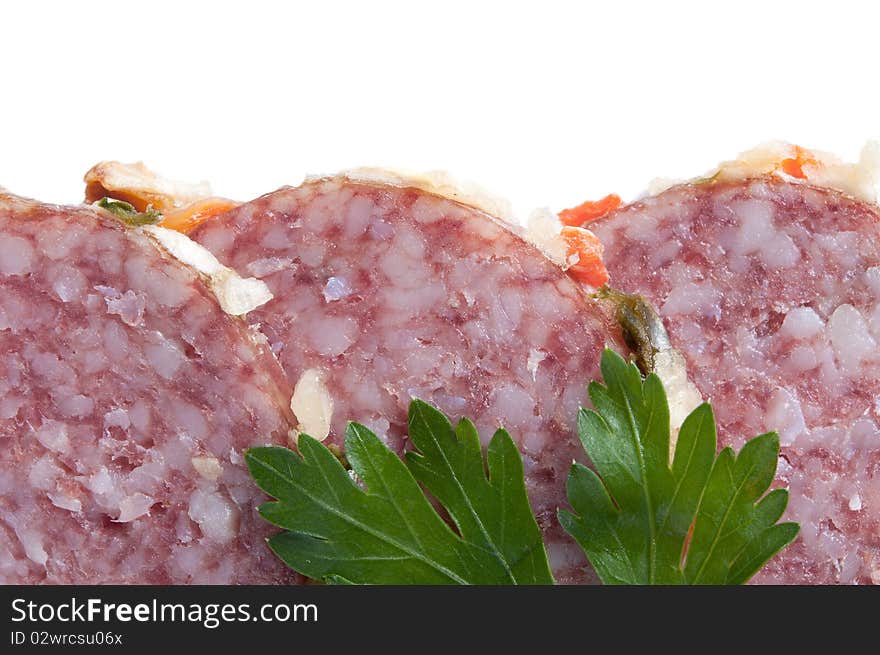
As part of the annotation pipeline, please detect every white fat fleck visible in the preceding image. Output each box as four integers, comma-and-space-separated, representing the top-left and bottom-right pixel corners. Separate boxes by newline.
115, 493, 154, 522
0, 235, 35, 276
48, 492, 82, 513
85, 466, 114, 496
732, 199, 777, 253
28, 455, 63, 491
290, 368, 334, 443
188, 489, 238, 543
57, 393, 94, 418
104, 408, 131, 437
0, 395, 22, 419
546, 540, 587, 572
34, 420, 70, 455
100, 288, 146, 327
245, 257, 293, 278
828, 304, 876, 375
144, 332, 186, 381
191, 456, 223, 481
763, 234, 800, 268
661, 281, 721, 319
51, 265, 87, 302
849, 494, 862, 511
18, 529, 47, 566
168, 399, 207, 441
784, 345, 819, 374
721, 198, 801, 268
766, 387, 807, 447
490, 383, 536, 431
525, 207, 568, 265
866, 267, 880, 297
527, 348, 547, 381
141, 225, 273, 316
323, 276, 352, 302
780, 307, 825, 340
212, 272, 274, 317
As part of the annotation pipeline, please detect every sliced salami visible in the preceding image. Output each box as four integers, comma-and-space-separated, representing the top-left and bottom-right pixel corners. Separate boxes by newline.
189, 175, 631, 583
591, 175, 880, 584
0, 193, 296, 584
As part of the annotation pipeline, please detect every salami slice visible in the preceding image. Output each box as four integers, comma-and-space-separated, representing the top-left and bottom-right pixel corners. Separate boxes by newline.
0, 192, 296, 584
591, 175, 880, 584
189, 175, 630, 583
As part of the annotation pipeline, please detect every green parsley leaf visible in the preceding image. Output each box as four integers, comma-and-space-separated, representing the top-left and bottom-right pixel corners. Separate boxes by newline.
405, 400, 555, 584
558, 349, 799, 584
245, 399, 554, 585
95, 197, 163, 226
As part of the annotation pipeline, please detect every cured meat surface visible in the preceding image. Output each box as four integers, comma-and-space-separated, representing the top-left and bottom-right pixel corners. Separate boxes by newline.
190, 177, 629, 582
591, 177, 880, 584
0, 194, 296, 584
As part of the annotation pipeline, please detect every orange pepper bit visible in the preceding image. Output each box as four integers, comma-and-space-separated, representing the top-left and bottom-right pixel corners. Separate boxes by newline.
561, 226, 609, 288
779, 146, 819, 180
558, 193, 622, 227
158, 198, 241, 234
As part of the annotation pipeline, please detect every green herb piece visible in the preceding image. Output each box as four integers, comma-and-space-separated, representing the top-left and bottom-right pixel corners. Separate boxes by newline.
405, 400, 554, 584
558, 349, 799, 584
597, 286, 670, 375
245, 399, 554, 585
95, 197, 163, 226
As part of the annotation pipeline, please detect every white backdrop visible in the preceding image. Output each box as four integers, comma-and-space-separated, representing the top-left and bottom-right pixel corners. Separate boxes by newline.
2, 1, 878, 219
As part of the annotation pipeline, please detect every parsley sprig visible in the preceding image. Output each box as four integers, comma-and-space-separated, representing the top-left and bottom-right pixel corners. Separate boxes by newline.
246, 400, 554, 585
558, 349, 799, 584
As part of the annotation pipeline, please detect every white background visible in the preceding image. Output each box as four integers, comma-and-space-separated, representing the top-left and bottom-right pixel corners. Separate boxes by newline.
2, 1, 878, 219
